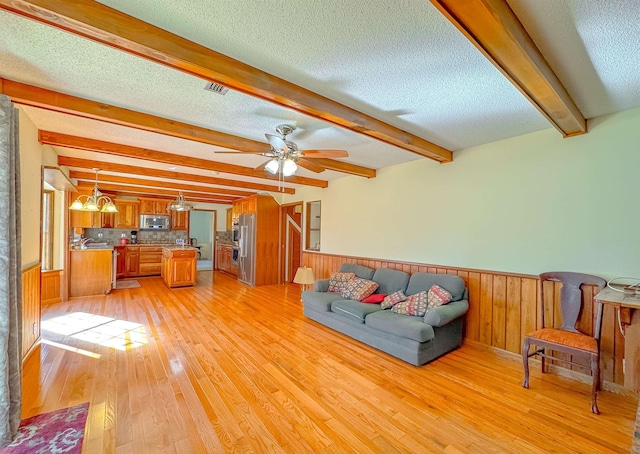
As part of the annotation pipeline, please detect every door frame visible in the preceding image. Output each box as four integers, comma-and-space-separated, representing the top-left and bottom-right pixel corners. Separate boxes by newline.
278, 201, 303, 284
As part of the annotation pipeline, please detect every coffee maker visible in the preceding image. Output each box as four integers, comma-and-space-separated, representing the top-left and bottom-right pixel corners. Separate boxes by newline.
130, 230, 138, 244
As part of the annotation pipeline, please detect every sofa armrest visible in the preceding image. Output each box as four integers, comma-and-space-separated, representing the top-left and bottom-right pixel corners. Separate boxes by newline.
423, 299, 469, 327
314, 279, 330, 292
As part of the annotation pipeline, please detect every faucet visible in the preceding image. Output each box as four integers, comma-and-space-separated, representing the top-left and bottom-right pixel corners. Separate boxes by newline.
80, 237, 95, 248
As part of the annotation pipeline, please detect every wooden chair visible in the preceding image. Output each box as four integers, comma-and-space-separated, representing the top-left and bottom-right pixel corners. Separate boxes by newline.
522, 272, 607, 414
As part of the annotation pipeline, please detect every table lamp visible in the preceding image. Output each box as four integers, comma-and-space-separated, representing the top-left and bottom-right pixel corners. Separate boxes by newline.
293, 267, 315, 292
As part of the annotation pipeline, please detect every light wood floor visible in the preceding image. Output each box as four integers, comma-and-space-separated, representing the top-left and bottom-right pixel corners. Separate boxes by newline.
25, 271, 638, 453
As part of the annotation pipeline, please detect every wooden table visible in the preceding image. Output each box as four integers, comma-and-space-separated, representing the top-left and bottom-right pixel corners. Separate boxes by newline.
595, 287, 640, 391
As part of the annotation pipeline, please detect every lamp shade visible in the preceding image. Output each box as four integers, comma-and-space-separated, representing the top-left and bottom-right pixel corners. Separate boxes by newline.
293, 267, 315, 285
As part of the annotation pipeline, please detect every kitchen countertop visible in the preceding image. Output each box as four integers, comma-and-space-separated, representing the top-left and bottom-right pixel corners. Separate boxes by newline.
161, 245, 198, 251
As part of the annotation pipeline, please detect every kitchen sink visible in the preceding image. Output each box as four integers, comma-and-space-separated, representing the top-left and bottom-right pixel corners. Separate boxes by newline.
81, 242, 111, 249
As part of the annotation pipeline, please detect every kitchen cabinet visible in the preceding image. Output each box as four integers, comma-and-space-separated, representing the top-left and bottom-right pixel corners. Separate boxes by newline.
226, 208, 233, 231
114, 200, 140, 229
232, 202, 241, 224
69, 249, 113, 297
162, 247, 197, 288
139, 197, 171, 215
233, 194, 279, 286
139, 246, 163, 276
115, 246, 125, 279
216, 244, 236, 275
124, 246, 140, 277
170, 210, 189, 231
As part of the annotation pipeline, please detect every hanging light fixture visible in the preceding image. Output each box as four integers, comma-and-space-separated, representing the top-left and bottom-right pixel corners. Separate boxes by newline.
265, 159, 280, 175
167, 191, 193, 211
281, 158, 297, 177
69, 169, 118, 213
264, 157, 298, 177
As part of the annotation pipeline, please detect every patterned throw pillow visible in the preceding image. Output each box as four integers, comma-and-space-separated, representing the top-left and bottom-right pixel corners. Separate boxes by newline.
340, 278, 379, 301
380, 290, 407, 310
427, 284, 453, 311
392, 291, 428, 316
328, 272, 356, 293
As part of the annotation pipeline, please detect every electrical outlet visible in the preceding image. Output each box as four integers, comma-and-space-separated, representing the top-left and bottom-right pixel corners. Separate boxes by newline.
32, 322, 37, 336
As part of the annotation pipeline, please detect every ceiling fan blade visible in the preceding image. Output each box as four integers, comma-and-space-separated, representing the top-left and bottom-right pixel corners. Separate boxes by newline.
300, 149, 349, 158
265, 133, 287, 151
254, 161, 270, 172
214, 150, 266, 154
297, 158, 326, 173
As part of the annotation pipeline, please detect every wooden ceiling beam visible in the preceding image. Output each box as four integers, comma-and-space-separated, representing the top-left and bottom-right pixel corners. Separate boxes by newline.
0, 0, 452, 162
307, 158, 376, 178
76, 182, 238, 203
69, 170, 255, 198
430, 0, 586, 137
58, 156, 295, 195
0, 79, 370, 179
41, 130, 328, 188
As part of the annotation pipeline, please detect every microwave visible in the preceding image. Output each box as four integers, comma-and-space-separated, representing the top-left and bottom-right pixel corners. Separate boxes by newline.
140, 214, 170, 230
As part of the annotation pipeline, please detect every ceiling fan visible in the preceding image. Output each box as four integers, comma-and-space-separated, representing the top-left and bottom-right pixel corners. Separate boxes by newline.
217, 124, 349, 176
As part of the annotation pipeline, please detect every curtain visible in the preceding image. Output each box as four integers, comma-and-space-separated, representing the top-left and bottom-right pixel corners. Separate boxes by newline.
0, 95, 22, 446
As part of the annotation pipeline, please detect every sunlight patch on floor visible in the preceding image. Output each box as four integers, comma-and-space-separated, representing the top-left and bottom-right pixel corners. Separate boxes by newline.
41, 312, 148, 351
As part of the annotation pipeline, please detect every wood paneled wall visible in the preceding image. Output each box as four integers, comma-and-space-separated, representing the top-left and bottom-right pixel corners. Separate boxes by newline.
302, 252, 625, 386
41, 269, 61, 305
22, 263, 41, 359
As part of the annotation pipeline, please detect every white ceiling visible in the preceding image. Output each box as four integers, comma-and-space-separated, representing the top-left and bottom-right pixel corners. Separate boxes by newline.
1, 0, 639, 197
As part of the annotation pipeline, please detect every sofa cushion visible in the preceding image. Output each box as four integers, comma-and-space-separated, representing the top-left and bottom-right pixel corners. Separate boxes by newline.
406, 273, 465, 301
331, 300, 383, 324
362, 293, 386, 304
371, 268, 410, 295
339, 263, 375, 280
302, 291, 346, 312
427, 284, 453, 310
341, 278, 379, 301
392, 291, 428, 316
365, 310, 435, 343
381, 290, 407, 310
328, 272, 356, 293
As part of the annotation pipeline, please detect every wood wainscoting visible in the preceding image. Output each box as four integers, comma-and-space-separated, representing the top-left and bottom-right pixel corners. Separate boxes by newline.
41, 269, 62, 305
302, 252, 625, 386
22, 263, 41, 359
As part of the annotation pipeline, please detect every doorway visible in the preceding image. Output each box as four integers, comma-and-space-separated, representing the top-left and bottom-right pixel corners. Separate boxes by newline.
189, 210, 216, 271
279, 202, 303, 283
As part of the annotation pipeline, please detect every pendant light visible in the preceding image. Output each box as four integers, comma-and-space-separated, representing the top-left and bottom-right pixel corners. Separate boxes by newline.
167, 191, 193, 212
69, 169, 118, 213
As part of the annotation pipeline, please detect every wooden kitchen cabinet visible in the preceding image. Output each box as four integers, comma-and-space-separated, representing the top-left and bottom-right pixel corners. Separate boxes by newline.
115, 246, 125, 279
124, 246, 140, 277
114, 200, 140, 229
232, 194, 279, 286
216, 244, 233, 274
226, 208, 233, 231
69, 249, 113, 297
170, 210, 189, 231
139, 197, 171, 215
139, 246, 163, 276
162, 247, 197, 288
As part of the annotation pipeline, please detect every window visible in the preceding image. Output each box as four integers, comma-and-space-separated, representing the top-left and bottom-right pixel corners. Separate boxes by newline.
41, 190, 54, 270
305, 201, 321, 251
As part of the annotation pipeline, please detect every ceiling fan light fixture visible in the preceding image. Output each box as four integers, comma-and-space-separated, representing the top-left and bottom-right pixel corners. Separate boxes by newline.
265, 159, 280, 175
282, 158, 297, 177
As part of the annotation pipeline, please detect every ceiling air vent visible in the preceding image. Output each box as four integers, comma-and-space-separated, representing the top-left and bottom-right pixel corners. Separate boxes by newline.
204, 82, 229, 95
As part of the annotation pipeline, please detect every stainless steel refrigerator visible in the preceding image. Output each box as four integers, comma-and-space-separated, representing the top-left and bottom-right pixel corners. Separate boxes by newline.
238, 213, 256, 286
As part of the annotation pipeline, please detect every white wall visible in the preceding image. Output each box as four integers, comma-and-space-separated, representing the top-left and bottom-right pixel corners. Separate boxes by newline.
18, 107, 61, 268
284, 107, 640, 278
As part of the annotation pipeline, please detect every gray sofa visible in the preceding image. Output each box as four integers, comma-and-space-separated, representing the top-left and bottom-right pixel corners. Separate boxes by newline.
302, 263, 469, 366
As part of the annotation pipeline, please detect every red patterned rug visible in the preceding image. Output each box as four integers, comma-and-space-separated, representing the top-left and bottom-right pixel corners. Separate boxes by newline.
1, 403, 89, 454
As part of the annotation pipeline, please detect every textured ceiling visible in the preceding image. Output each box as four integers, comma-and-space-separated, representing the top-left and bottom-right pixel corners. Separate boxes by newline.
1, 0, 639, 196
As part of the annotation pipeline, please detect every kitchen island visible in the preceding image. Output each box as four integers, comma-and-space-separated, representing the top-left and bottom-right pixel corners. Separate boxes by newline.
69, 248, 114, 297
161, 246, 198, 288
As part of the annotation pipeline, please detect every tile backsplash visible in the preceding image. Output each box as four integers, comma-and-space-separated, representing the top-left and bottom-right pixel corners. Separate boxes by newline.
82, 228, 188, 244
